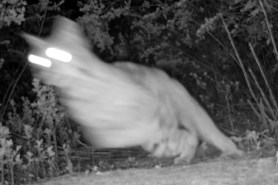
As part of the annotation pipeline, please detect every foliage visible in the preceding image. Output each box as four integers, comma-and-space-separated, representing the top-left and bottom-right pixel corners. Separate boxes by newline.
76, 0, 277, 121
0, 78, 79, 183
0, 0, 278, 183
0, 0, 26, 29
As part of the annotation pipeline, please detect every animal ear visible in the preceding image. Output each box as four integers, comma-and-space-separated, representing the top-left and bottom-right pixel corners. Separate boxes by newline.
21, 33, 45, 48
50, 16, 90, 48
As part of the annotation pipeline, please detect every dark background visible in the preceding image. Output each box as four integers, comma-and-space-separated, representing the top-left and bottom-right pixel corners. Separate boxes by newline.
0, 0, 278, 183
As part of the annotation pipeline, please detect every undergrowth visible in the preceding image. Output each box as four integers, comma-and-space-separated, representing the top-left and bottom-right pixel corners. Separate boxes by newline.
0, 78, 78, 184
1, 0, 278, 184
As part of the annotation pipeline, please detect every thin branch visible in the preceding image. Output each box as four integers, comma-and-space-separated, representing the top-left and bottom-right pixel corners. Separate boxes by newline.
259, 0, 278, 62
249, 43, 278, 113
248, 68, 275, 120
220, 13, 259, 107
190, 17, 239, 65
248, 100, 260, 118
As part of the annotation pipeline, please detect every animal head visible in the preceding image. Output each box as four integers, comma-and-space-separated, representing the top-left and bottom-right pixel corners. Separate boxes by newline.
22, 16, 98, 86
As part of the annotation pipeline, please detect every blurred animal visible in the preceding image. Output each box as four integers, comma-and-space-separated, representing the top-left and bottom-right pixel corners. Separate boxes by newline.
22, 16, 243, 164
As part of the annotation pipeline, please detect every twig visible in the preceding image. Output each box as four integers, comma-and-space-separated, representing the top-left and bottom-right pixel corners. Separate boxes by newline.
247, 100, 260, 118
220, 13, 259, 107
248, 68, 275, 120
249, 43, 278, 115
259, 0, 278, 62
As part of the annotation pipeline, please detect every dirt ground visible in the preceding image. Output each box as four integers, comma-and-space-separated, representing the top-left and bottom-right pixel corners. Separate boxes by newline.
31, 156, 278, 185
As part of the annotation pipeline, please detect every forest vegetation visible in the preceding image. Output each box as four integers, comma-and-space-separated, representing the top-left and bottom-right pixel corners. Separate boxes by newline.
0, 0, 278, 184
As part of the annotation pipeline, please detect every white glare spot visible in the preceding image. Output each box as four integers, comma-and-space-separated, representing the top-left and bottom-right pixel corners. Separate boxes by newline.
28, 54, 52, 68
45, 47, 72, 62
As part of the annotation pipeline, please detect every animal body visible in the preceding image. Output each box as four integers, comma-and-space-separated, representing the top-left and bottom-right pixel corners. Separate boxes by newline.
22, 16, 243, 163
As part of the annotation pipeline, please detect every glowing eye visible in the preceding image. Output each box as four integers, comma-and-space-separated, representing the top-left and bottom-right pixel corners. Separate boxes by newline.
45, 47, 72, 62
28, 54, 52, 68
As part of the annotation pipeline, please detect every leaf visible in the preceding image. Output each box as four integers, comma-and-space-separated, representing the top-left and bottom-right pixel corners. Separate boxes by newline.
243, 0, 257, 12
250, 8, 260, 16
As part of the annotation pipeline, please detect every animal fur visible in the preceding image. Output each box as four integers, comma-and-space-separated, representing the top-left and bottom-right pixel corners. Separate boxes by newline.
22, 16, 243, 163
